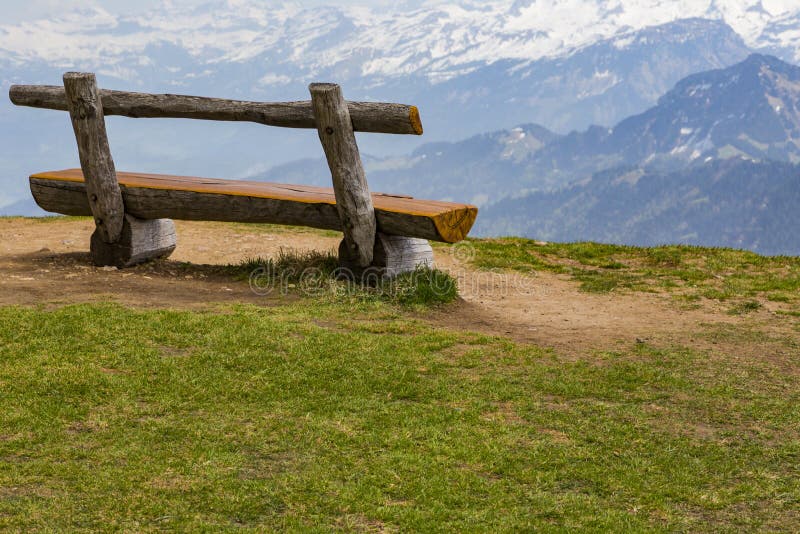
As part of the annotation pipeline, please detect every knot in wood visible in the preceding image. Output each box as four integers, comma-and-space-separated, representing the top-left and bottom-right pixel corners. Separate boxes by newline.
75, 97, 96, 120
325, 126, 334, 135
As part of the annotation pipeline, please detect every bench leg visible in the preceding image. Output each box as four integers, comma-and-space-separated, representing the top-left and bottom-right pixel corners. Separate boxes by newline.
338, 233, 433, 280
90, 215, 177, 268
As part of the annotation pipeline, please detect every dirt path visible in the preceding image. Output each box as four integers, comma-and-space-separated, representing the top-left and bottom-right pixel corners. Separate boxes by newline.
0, 218, 789, 355
431, 245, 744, 353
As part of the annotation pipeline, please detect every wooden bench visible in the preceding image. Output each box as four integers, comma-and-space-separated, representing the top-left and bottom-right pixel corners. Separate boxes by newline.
10, 73, 477, 276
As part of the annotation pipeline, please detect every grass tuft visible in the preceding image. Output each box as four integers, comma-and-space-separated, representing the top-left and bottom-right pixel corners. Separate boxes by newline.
728, 300, 763, 315
390, 266, 458, 305
228, 249, 458, 306
232, 249, 340, 283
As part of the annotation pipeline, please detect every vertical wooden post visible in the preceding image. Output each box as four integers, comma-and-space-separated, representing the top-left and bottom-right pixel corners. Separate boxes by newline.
63, 72, 176, 268
310, 83, 376, 267
63, 72, 125, 244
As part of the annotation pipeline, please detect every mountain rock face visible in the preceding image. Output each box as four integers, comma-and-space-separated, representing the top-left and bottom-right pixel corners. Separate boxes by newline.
475, 158, 800, 255
310, 53, 800, 206
421, 18, 752, 135
519, 53, 800, 180
598, 53, 800, 164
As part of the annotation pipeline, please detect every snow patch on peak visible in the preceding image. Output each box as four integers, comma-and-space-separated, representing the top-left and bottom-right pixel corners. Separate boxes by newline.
612, 35, 635, 49
0, 1, 799, 83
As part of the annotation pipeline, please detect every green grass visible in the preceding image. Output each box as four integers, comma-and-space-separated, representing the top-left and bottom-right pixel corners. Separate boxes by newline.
227, 249, 458, 307
465, 238, 800, 303
0, 303, 798, 531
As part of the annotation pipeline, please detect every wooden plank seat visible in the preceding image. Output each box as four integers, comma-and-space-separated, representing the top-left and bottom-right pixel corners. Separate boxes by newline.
30, 169, 478, 244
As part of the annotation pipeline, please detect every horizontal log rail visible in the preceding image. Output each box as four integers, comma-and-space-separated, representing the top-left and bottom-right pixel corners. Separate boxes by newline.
9, 85, 423, 135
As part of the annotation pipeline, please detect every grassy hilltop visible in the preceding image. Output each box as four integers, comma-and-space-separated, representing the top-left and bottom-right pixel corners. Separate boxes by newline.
0, 218, 798, 531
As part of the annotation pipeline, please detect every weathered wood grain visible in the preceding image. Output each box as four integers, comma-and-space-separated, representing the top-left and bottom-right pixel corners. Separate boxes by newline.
28, 171, 478, 243
338, 233, 434, 279
310, 83, 376, 267
9, 84, 423, 135
90, 215, 176, 267
63, 72, 125, 244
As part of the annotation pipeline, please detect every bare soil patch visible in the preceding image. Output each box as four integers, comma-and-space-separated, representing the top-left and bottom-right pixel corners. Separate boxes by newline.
1, 217, 795, 356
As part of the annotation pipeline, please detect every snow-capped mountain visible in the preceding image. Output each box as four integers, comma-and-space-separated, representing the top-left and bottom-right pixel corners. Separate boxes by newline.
2, 0, 799, 85
2, 1, 800, 213
515, 52, 800, 183
598, 53, 800, 165
421, 18, 751, 134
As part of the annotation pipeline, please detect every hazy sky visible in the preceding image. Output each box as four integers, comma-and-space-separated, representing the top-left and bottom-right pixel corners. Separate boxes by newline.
1, 0, 418, 24
3, 0, 159, 22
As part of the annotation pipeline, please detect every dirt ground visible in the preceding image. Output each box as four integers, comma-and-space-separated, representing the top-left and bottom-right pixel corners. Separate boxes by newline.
1, 218, 795, 356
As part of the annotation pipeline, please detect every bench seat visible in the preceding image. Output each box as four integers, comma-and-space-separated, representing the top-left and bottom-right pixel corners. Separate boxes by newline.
30, 169, 477, 243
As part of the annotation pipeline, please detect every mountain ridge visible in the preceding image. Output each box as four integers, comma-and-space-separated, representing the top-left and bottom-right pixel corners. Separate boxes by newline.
254, 53, 800, 254
2, 1, 799, 83
476, 157, 800, 255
